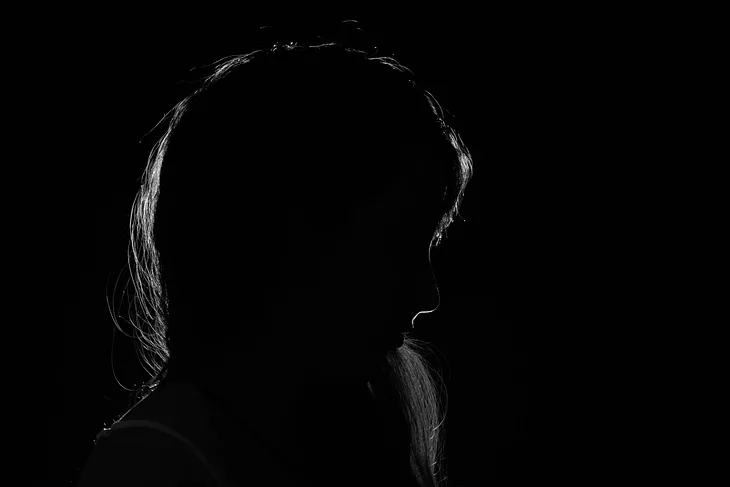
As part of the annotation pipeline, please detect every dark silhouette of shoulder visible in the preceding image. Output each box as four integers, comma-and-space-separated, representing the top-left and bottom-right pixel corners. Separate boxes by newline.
76, 425, 217, 487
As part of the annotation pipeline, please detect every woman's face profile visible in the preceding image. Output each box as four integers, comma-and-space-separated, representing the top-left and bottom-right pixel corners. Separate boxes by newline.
269, 143, 442, 381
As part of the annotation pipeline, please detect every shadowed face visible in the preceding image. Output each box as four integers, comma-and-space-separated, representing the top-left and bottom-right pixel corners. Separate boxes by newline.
271, 143, 443, 380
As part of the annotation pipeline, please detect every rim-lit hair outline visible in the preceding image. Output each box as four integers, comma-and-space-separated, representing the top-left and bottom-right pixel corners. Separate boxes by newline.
115, 37, 473, 487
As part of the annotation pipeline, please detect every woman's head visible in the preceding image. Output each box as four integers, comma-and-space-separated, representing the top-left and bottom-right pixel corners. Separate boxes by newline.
145, 44, 466, 371
127, 37, 473, 486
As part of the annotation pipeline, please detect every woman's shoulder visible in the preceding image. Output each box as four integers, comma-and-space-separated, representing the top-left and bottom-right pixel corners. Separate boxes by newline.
78, 379, 290, 486
77, 380, 228, 486
76, 424, 217, 486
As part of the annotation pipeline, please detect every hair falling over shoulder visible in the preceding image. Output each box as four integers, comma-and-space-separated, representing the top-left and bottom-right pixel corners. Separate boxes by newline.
368, 337, 451, 487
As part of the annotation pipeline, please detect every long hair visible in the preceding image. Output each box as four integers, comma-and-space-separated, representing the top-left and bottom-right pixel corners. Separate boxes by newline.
118, 33, 473, 487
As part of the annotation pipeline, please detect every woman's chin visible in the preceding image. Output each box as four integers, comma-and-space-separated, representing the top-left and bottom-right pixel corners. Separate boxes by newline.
328, 349, 390, 383
304, 337, 401, 384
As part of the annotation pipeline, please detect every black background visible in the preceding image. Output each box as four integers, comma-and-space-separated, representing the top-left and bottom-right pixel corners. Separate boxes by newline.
56, 12, 652, 486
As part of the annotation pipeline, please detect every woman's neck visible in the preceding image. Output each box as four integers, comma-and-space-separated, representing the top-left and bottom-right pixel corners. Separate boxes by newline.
188, 338, 385, 484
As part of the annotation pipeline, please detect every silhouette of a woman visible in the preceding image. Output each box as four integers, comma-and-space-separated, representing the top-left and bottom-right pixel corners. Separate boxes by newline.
78, 23, 473, 487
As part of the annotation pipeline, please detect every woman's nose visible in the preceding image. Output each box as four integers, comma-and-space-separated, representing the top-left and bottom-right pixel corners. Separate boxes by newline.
420, 267, 441, 314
